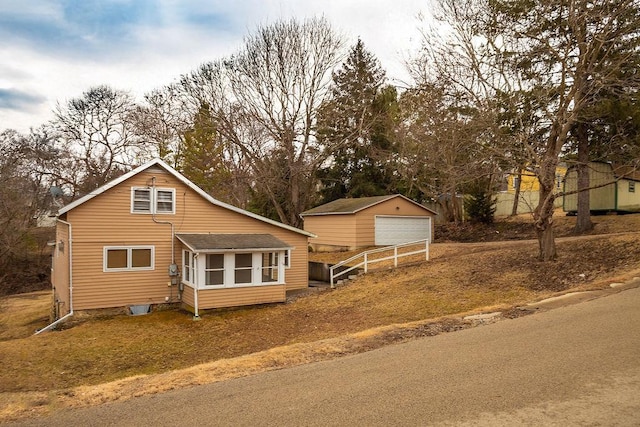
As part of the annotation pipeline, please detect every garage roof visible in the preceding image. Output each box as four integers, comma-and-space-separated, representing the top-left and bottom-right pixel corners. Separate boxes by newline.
300, 194, 436, 216
176, 234, 291, 252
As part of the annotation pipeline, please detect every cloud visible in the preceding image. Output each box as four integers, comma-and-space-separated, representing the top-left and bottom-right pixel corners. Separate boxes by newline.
0, 88, 46, 111
0, 0, 160, 60
0, 0, 429, 133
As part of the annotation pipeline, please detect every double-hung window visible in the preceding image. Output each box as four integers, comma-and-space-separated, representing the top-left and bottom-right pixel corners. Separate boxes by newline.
205, 254, 225, 286
104, 246, 154, 272
234, 253, 253, 284
131, 187, 175, 214
261, 252, 279, 282
183, 250, 195, 284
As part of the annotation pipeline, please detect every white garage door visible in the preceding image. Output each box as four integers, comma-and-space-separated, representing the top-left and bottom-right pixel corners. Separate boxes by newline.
375, 216, 431, 246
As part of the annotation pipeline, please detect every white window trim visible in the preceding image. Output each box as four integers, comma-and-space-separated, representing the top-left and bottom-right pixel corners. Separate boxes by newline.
131, 187, 176, 214
155, 188, 176, 213
131, 187, 152, 213
283, 249, 291, 268
104, 246, 155, 272
204, 253, 225, 287
182, 250, 195, 286
261, 252, 280, 284
190, 250, 286, 289
234, 253, 254, 285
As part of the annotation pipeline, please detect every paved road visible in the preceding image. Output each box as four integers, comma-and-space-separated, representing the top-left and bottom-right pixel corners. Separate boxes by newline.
13, 287, 640, 426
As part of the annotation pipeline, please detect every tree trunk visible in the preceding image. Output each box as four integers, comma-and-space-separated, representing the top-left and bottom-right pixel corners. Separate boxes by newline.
574, 123, 593, 233
534, 157, 559, 261
536, 223, 556, 262
511, 171, 522, 216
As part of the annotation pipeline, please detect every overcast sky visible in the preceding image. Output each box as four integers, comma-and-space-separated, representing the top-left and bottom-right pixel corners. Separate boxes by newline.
0, 1, 429, 134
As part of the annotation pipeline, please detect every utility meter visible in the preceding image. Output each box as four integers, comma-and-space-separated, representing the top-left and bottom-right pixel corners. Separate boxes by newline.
168, 264, 179, 276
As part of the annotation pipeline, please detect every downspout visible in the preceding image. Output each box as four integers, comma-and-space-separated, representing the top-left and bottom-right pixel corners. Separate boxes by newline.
36, 219, 73, 334
193, 253, 200, 320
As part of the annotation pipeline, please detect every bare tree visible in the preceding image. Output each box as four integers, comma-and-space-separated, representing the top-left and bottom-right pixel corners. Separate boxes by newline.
53, 85, 151, 194
395, 83, 500, 222
174, 17, 344, 226
0, 130, 53, 295
413, 0, 640, 260
134, 87, 192, 168
489, 0, 640, 260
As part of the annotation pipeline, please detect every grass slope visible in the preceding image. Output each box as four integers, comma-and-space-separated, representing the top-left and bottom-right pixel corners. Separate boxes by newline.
2, 212, 640, 421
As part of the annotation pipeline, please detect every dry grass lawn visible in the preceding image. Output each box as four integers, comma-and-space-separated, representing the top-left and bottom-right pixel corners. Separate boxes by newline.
2, 212, 640, 422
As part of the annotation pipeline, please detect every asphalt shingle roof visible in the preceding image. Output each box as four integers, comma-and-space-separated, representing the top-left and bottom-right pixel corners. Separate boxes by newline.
176, 234, 291, 251
300, 195, 398, 216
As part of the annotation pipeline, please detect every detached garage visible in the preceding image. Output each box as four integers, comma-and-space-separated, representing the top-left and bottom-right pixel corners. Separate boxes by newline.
301, 195, 437, 252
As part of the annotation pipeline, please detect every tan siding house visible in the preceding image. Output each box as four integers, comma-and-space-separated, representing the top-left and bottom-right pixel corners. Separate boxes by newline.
301, 195, 437, 251
563, 162, 640, 214
47, 159, 312, 328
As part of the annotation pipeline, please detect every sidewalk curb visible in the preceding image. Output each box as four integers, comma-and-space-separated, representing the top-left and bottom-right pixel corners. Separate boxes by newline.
521, 277, 640, 311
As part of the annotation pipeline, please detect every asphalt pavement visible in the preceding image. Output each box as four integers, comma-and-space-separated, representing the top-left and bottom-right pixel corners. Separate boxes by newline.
10, 285, 640, 426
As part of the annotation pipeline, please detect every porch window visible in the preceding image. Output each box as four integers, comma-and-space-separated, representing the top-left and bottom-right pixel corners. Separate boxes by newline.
176, 233, 290, 289
283, 249, 291, 268
234, 253, 253, 284
205, 254, 224, 286
104, 246, 154, 272
183, 250, 195, 284
262, 252, 279, 282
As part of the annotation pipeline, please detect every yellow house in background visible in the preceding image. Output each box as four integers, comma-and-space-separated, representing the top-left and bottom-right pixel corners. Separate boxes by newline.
505, 163, 567, 193
495, 163, 567, 216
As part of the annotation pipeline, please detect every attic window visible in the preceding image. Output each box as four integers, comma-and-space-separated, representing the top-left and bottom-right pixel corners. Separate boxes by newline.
132, 188, 152, 212
131, 187, 175, 214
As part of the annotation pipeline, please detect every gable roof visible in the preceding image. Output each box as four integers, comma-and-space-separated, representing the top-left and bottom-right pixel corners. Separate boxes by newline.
612, 164, 640, 182
300, 194, 437, 216
176, 233, 291, 252
565, 161, 640, 182
59, 158, 314, 237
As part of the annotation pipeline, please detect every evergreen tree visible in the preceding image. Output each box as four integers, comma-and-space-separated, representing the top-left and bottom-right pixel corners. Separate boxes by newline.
316, 39, 398, 202
179, 103, 232, 201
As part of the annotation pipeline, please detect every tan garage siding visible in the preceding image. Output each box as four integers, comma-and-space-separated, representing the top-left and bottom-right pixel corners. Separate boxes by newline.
52, 221, 71, 317
64, 167, 308, 310
195, 284, 286, 310
305, 215, 357, 249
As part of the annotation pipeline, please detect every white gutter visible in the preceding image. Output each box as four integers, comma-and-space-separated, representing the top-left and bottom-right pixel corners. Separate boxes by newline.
36, 219, 73, 334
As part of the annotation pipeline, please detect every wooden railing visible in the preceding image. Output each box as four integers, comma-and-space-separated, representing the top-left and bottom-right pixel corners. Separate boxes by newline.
329, 239, 430, 287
